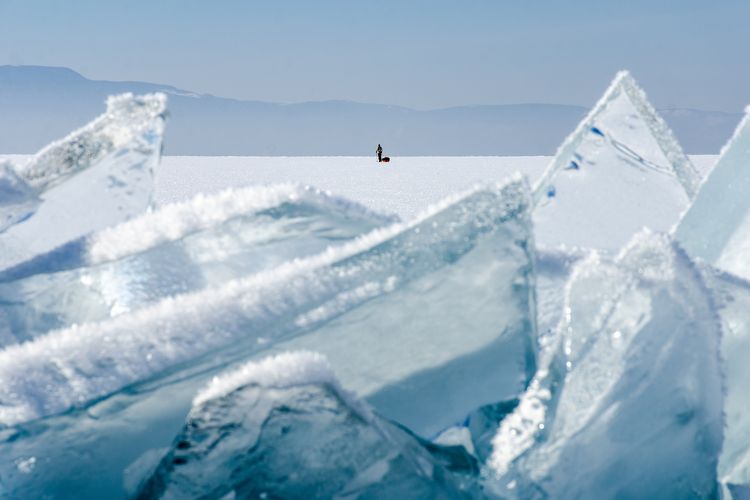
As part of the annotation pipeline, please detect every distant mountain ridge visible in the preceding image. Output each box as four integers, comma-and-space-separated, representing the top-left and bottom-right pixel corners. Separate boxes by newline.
0, 65, 741, 155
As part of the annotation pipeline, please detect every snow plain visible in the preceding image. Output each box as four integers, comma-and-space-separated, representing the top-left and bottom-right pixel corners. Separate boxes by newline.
1, 154, 717, 220
152, 155, 716, 219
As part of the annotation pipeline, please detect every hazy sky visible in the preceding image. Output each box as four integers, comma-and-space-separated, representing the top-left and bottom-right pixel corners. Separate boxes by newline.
1, 0, 748, 111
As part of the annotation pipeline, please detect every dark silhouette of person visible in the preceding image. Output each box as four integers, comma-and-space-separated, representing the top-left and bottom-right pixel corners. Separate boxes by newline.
376, 144, 383, 162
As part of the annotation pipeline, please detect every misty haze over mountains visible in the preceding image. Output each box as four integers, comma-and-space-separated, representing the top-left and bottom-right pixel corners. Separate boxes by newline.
0, 65, 742, 156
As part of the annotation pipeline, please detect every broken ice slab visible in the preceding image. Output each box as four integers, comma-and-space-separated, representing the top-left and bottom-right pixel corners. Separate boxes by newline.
702, 269, 750, 494
0, 184, 395, 346
423, 248, 586, 466
0, 176, 536, 432
426, 249, 588, 467
133, 351, 478, 499
676, 108, 750, 280
486, 231, 723, 498
234, 178, 538, 438
0, 177, 536, 498
0, 93, 166, 270
674, 108, 750, 493
533, 71, 699, 250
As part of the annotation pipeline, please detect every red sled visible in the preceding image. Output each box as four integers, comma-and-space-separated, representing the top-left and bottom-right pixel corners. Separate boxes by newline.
381, 157, 390, 163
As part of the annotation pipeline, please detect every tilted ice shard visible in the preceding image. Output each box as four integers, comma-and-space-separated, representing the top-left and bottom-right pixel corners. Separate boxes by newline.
674, 108, 750, 493
532, 71, 699, 250
0, 184, 394, 345
0, 177, 537, 439
0, 93, 166, 270
676, 108, 750, 278
133, 351, 477, 499
702, 269, 750, 492
265, 188, 538, 437
485, 231, 723, 498
21, 93, 166, 192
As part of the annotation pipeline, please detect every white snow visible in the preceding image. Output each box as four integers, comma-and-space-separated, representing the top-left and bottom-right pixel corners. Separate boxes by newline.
193, 350, 374, 423
0, 153, 717, 224
193, 351, 335, 406
153, 156, 549, 218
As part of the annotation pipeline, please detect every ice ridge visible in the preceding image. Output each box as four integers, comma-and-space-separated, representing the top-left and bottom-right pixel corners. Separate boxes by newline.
0, 183, 396, 345
89, 183, 396, 264
0, 182, 395, 282
0, 176, 535, 428
486, 230, 724, 498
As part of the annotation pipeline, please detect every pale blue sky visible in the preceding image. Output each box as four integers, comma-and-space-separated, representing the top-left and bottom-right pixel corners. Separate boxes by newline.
0, 0, 748, 111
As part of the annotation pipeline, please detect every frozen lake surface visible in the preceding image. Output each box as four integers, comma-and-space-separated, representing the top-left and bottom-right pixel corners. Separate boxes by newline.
2, 154, 717, 220
150, 155, 717, 218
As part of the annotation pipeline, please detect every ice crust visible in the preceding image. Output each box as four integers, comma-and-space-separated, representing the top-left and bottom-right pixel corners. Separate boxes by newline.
0, 93, 166, 271
134, 351, 476, 499
486, 231, 724, 498
0, 183, 393, 345
676, 108, 750, 278
532, 71, 698, 250
0, 177, 537, 435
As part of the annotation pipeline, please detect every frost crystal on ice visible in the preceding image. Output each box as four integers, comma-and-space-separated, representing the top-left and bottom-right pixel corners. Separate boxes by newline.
0, 184, 394, 345
134, 352, 476, 499
532, 71, 699, 250
0, 176, 537, 440
0, 93, 166, 271
486, 231, 723, 498
676, 108, 750, 279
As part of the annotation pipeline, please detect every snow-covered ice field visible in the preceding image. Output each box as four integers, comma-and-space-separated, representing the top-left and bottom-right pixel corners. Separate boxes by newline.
0, 152, 717, 220
152, 155, 717, 219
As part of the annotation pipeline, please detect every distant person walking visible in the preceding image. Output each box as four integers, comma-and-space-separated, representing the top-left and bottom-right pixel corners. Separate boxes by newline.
376, 144, 383, 162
